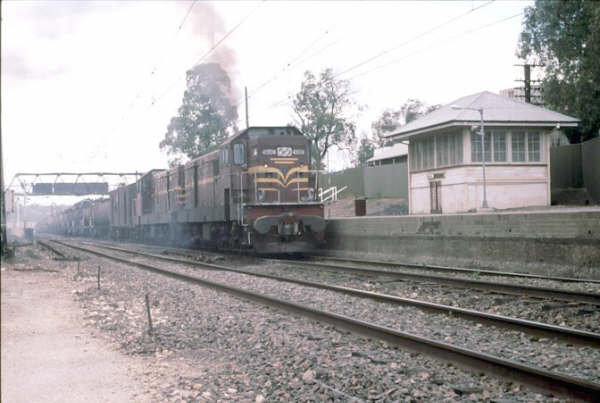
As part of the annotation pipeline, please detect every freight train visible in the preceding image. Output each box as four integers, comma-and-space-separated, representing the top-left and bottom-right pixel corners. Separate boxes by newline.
42, 198, 111, 238
45, 126, 327, 254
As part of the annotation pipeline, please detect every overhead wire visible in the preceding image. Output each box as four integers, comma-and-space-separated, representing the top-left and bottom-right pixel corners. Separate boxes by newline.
346, 11, 524, 81
333, 0, 495, 79
112, 1, 198, 130
150, 0, 266, 109
245, 27, 332, 100
258, 9, 524, 117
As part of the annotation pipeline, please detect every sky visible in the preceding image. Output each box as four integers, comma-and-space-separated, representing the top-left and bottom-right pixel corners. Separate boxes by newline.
2, 0, 536, 203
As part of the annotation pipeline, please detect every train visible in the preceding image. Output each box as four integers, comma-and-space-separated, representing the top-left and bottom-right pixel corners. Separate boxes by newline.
42, 198, 111, 238
43, 126, 327, 254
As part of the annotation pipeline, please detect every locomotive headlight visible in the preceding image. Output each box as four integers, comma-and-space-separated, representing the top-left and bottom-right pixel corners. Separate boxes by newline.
257, 189, 266, 201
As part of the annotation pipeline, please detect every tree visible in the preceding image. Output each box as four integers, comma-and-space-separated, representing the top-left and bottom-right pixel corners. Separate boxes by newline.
371, 99, 440, 146
159, 63, 238, 163
292, 69, 358, 170
354, 134, 375, 167
371, 109, 400, 147
401, 99, 440, 124
519, 0, 600, 140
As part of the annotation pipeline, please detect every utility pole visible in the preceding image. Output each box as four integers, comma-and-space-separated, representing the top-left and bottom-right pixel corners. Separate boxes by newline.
1, 126, 6, 256
514, 63, 544, 106
245, 87, 249, 129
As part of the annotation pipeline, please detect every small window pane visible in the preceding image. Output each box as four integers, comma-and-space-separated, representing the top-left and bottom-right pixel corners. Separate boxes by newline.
483, 132, 492, 162
528, 132, 540, 161
493, 131, 506, 162
423, 137, 434, 169
436, 135, 448, 167
455, 132, 463, 164
512, 132, 525, 162
221, 149, 229, 165
233, 143, 245, 165
471, 132, 482, 162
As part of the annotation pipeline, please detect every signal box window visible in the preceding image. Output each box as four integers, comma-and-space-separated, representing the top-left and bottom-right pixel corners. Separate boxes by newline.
233, 143, 245, 165
221, 149, 229, 166
213, 159, 219, 176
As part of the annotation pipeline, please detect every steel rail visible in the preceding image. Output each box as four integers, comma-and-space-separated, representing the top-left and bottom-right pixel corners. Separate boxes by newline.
273, 259, 600, 305
307, 255, 600, 284
51, 239, 600, 402
67, 240, 600, 347
37, 240, 68, 259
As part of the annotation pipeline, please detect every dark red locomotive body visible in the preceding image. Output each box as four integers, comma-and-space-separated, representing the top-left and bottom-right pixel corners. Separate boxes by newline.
109, 126, 326, 254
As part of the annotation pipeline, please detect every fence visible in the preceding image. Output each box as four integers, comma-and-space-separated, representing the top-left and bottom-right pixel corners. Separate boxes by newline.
550, 137, 600, 202
550, 144, 583, 189
581, 137, 600, 202
319, 161, 408, 199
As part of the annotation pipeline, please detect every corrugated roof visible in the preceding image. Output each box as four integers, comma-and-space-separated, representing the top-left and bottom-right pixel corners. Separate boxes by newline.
367, 143, 408, 162
386, 91, 579, 140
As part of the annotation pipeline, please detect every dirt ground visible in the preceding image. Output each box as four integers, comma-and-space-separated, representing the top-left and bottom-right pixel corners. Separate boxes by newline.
1, 247, 148, 403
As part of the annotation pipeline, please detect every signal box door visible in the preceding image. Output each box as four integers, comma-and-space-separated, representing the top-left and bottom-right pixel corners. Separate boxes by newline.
429, 181, 442, 214
224, 189, 230, 221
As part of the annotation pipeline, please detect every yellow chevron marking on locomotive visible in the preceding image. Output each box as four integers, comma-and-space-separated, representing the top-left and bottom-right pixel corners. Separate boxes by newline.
258, 187, 280, 192
247, 165, 309, 186
270, 157, 298, 161
256, 177, 309, 187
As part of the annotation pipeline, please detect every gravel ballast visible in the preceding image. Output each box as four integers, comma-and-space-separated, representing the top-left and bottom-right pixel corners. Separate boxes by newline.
50, 241, 598, 401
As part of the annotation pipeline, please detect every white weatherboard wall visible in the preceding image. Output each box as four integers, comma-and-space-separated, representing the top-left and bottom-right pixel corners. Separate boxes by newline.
409, 129, 552, 214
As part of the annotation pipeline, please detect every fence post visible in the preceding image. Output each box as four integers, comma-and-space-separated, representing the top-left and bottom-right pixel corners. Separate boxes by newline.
97, 266, 101, 290
145, 293, 153, 335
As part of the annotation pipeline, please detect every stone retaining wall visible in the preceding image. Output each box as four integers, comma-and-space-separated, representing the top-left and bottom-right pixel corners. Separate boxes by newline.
324, 210, 600, 278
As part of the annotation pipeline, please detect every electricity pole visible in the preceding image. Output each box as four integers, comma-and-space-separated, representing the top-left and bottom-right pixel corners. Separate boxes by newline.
1, 127, 6, 256
515, 63, 544, 105
245, 87, 249, 129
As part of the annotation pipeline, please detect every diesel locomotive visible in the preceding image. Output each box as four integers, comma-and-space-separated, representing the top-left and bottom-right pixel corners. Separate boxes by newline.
109, 126, 326, 254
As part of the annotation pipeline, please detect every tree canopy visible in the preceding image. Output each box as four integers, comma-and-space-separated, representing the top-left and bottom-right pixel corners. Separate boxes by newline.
518, 0, 600, 140
371, 100, 440, 146
159, 63, 238, 164
292, 69, 358, 170
354, 134, 376, 167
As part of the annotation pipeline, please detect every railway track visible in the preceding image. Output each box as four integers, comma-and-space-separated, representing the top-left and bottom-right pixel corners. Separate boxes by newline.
37, 240, 73, 260
307, 255, 600, 284
272, 258, 600, 305
51, 239, 600, 401
61, 239, 600, 347
68, 237, 600, 302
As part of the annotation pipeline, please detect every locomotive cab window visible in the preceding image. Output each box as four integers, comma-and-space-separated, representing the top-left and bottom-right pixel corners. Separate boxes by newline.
233, 143, 245, 165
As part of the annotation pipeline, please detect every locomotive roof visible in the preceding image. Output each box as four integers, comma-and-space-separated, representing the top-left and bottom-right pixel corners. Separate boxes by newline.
161, 126, 305, 170
222, 126, 303, 145
139, 168, 165, 180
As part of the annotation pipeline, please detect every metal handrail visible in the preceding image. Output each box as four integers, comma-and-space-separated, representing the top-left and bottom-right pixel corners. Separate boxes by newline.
319, 185, 347, 203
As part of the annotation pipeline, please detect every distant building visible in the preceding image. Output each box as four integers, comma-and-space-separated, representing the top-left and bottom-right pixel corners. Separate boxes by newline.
500, 86, 544, 106
385, 91, 579, 214
367, 143, 407, 166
